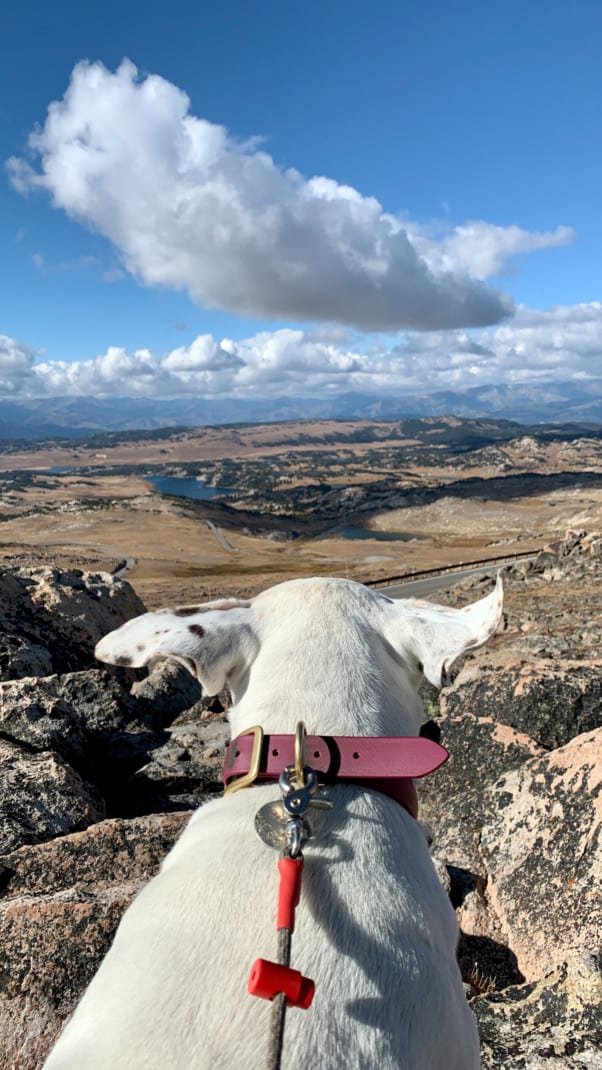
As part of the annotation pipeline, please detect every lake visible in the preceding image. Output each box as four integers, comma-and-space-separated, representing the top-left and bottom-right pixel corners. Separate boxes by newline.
149, 476, 236, 501
150, 478, 419, 541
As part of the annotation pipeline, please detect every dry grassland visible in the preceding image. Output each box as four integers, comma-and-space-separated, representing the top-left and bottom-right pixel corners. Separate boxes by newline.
1, 421, 601, 608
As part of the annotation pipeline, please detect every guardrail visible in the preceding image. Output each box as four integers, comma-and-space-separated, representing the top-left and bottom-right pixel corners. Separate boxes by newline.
365, 547, 541, 589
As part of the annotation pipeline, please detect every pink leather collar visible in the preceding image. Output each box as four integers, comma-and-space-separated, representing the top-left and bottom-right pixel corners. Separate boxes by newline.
222, 732, 448, 819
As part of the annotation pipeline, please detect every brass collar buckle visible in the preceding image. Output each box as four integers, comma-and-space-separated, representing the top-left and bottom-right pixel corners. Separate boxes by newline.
223, 725, 264, 795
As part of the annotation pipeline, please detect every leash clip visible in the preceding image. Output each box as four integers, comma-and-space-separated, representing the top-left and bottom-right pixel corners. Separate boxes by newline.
278, 722, 318, 858
278, 764, 317, 858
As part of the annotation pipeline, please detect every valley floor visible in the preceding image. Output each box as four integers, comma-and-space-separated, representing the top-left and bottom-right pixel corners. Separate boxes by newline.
0, 417, 601, 605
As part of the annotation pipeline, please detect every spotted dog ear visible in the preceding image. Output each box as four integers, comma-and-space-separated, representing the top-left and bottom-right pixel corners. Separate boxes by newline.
95, 599, 257, 697
384, 574, 504, 688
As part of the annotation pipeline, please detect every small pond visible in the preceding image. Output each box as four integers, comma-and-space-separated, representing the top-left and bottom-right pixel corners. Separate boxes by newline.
324, 525, 421, 542
149, 476, 236, 501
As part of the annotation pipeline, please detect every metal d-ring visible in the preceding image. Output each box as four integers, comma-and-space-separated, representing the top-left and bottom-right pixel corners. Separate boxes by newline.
294, 721, 307, 788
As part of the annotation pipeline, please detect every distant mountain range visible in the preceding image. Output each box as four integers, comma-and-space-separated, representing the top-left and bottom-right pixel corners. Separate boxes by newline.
2, 380, 602, 439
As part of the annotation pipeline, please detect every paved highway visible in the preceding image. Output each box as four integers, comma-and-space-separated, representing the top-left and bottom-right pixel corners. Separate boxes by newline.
381, 557, 532, 599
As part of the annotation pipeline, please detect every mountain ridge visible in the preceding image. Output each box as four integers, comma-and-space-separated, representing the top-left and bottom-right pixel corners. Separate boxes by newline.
3, 379, 602, 439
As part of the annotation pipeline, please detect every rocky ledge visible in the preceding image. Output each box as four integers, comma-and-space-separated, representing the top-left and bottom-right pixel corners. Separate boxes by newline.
0, 543, 601, 1069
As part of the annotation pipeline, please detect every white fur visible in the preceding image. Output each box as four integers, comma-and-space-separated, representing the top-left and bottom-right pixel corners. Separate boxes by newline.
44, 575, 503, 1070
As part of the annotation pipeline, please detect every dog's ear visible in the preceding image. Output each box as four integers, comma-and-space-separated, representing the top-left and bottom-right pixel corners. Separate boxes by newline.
95, 598, 258, 696
384, 574, 503, 687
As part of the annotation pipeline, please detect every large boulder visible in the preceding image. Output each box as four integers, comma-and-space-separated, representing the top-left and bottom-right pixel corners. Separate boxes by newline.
0, 666, 231, 821
479, 728, 602, 982
422, 681, 601, 1002
417, 533, 602, 1052
418, 713, 544, 872
0, 669, 166, 818
419, 715, 544, 991
0, 739, 104, 854
129, 711, 229, 811
0, 670, 138, 763
438, 725, 602, 999
0, 813, 190, 1070
473, 955, 602, 1069
130, 658, 204, 728
442, 657, 602, 749
0, 633, 53, 680
0, 567, 145, 676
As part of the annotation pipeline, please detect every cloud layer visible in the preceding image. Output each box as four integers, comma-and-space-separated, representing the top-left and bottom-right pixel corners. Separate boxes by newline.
8, 60, 571, 331
0, 335, 38, 393
2, 303, 602, 400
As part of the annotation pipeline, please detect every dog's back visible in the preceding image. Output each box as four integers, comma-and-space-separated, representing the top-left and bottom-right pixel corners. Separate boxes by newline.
44, 577, 501, 1069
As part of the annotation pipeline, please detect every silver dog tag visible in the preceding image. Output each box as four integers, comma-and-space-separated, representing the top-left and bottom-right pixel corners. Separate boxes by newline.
254, 801, 307, 851
254, 794, 334, 851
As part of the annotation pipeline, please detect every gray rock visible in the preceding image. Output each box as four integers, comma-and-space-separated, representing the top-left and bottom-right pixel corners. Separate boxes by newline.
0, 739, 104, 854
419, 714, 544, 992
0, 633, 53, 680
0, 670, 137, 763
0, 813, 189, 1070
0, 664, 229, 822
128, 714, 229, 811
442, 658, 602, 749
418, 713, 544, 872
473, 955, 602, 1069
0, 669, 164, 819
130, 658, 203, 727
478, 728, 602, 981
0, 566, 145, 677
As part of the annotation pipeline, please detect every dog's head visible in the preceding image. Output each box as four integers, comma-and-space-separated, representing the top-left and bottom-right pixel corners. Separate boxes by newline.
95, 576, 503, 734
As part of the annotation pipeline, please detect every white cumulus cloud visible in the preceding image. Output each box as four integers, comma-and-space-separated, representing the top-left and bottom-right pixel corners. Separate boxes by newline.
7, 60, 571, 332
411, 222, 574, 281
0, 335, 39, 393
1, 303, 602, 402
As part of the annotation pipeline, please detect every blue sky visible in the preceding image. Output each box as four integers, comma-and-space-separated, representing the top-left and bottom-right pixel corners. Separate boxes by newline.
2, 0, 602, 403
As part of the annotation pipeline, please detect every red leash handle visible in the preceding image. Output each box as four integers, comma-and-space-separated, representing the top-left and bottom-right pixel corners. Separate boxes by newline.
276, 857, 303, 931
248, 959, 314, 1009
248, 854, 315, 1010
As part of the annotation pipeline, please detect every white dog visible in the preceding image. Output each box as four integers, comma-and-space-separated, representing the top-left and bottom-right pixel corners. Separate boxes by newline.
44, 575, 503, 1070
